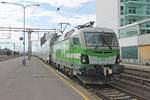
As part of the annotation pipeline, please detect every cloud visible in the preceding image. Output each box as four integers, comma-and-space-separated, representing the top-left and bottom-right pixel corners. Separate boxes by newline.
28, 8, 95, 26
0, 2, 40, 27
0, 0, 95, 27
0, 18, 22, 27
0, 3, 21, 20
23, 0, 93, 8
49, 13, 95, 26
28, 10, 57, 18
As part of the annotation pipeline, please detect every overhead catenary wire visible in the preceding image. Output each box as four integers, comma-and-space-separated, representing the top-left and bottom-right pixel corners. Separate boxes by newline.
0, 26, 60, 32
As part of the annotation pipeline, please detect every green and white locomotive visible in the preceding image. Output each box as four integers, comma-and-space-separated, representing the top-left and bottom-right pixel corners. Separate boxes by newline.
49, 22, 123, 84
34, 22, 124, 84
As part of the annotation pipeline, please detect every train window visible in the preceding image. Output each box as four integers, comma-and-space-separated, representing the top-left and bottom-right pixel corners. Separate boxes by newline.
84, 32, 102, 47
101, 33, 118, 46
73, 38, 80, 45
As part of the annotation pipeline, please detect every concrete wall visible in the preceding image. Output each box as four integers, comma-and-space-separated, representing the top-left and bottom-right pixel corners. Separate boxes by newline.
96, 0, 119, 33
119, 36, 138, 47
138, 34, 150, 45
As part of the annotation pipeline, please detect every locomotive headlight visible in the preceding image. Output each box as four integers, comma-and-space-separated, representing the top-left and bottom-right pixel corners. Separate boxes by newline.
82, 57, 86, 63
115, 55, 121, 64
81, 54, 89, 64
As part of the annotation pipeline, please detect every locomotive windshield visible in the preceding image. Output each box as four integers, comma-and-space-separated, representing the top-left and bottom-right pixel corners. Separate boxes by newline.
84, 32, 118, 47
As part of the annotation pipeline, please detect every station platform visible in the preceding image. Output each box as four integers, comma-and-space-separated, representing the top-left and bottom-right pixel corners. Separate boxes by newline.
0, 57, 98, 100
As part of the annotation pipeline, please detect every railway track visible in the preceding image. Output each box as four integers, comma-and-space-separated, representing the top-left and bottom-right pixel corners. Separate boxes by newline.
115, 73, 150, 88
112, 67, 150, 100
0, 56, 21, 62
84, 84, 142, 100
74, 68, 150, 100
111, 79, 149, 100
72, 75, 145, 100
121, 67, 150, 89
0, 57, 10, 61
124, 68, 150, 79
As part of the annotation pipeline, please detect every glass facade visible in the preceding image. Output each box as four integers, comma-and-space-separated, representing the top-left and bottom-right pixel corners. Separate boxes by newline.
119, 25, 139, 38
121, 46, 138, 59
120, 0, 150, 26
119, 21, 150, 38
139, 21, 150, 34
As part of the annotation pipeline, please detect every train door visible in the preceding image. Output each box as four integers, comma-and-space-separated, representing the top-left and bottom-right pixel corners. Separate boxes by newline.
72, 37, 80, 63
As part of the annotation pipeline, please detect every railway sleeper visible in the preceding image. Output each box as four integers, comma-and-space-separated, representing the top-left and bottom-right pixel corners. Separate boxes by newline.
111, 95, 131, 100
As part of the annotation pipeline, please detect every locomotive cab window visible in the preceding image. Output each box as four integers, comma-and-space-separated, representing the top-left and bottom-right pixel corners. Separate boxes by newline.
101, 33, 118, 46
72, 38, 80, 45
84, 32, 102, 47
84, 32, 118, 47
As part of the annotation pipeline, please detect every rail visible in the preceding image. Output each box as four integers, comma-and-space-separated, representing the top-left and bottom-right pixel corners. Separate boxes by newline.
84, 84, 143, 100
0, 55, 21, 62
113, 67, 150, 100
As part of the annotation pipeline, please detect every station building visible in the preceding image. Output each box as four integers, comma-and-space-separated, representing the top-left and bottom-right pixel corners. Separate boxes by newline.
119, 18, 150, 64
119, 0, 150, 64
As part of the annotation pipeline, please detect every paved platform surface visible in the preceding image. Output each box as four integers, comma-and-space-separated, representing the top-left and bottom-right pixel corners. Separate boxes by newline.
0, 57, 98, 100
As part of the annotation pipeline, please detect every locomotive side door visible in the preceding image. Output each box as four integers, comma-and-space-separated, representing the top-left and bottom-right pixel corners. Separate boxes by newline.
72, 37, 81, 62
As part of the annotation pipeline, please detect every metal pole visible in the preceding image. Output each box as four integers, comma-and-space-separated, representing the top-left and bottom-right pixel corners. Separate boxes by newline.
28, 32, 30, 60
1, 2, 40, 65
22, 6, 26, 65
27, 30, 33, 60
137, 24, 140, 64
13, 43, 15, 51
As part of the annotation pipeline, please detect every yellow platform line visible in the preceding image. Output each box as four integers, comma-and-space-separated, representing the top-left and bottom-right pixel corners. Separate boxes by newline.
42, 61, 90, 100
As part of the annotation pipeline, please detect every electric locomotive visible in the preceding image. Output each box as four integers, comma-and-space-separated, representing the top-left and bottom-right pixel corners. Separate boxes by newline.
49, 22, 124, 84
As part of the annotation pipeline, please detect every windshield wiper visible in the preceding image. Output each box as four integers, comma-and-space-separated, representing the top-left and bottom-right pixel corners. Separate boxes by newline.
95, 34, 101, 49
101, 35, 112, 50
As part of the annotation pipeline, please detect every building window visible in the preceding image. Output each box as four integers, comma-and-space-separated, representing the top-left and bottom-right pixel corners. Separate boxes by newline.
147, 0, 150, 2
121, 46, 138, 59
147, 30, 150, 34
120, 6, 124, 15
120, 18, 124, 26
121, 6, 124, 10
146, 9, 150, 15
128, 19, 136, 24
128, 7, 136, 14
140, 29, 146, 35
131, 0, 139, 1
129, 19, 132, 24
146, 23, 150, 27
119, 25, 138, 38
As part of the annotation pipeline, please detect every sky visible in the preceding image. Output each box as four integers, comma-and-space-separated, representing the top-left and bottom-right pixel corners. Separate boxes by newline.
0, 0, 96, 51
